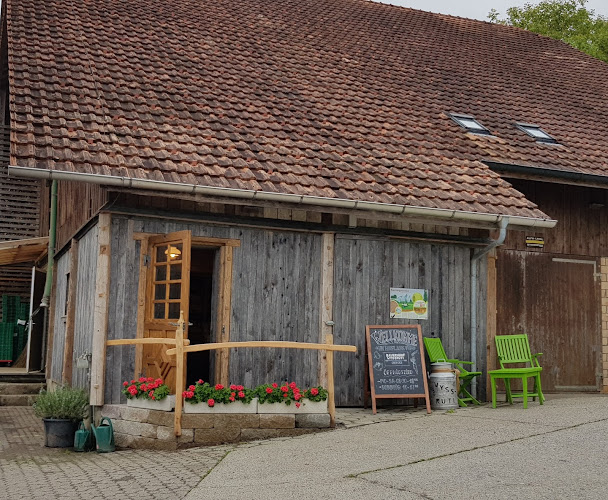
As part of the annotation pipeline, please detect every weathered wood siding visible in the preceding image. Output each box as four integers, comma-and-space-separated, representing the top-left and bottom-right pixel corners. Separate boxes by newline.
332, 236, 484, 406
49, 251, 70, 384
104, 215, 486, 405
71, 226, 99, 390
104, 216, 322, 403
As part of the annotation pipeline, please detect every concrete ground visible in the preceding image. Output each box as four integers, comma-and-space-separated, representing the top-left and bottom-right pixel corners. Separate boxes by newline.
1, 393, 607, 499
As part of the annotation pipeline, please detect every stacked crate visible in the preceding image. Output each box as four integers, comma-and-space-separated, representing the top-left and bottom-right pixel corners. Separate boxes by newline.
0, 295, 29, 364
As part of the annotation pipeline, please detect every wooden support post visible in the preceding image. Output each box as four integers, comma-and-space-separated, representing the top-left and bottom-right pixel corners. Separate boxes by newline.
61, 239, 79, 385
326, 333, 336, 427
486, 251, 498, 401
174, 311, 185, 437
319, 233, 335, 388
90, 213, 111, 406
45, 256, 58, 381
134, 237, 149, 378
215, 245, 233, 386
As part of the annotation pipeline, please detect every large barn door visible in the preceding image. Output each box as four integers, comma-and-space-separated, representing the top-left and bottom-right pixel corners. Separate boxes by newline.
143, 231, 191, 393
497, 251, 601, 392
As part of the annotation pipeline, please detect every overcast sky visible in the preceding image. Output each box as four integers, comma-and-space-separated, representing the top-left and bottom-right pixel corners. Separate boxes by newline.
374, 0, 608, 22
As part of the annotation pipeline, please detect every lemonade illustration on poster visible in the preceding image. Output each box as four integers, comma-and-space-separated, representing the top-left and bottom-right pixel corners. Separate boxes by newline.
390, 288, 429, 319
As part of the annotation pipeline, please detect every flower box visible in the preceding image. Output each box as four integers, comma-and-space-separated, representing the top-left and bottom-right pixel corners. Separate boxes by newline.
127, 395, 175, 412
257, 400, 328, 414
183, 398, 258, 414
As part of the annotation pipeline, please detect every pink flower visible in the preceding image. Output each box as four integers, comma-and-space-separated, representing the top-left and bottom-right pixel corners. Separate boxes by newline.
139, 377, 146, 383
130, 379, 136, 384
238, 391, 245, 399
128, 386, 138, 396
311, 388, 319, 396
295, 402, 301, 408
289, 382, 297, 389
295, 394, 302, 401
207, 399, 215, 407
280, 385, 288, 392
265, 387, 273, 394
155, 378, 163, 385
140, 384, 147, 392
272, 383, 278, 388
215, 384, 224, 390
229, 397, 235, 402
123, 381, 129, 386
189, 385, 196, 391
147, 377, 154, 382
236, 385, 244, 391
148, 390, 154, 397
182, 391, 189, 398
197, 379, 204, 384
230, 384, 237, 390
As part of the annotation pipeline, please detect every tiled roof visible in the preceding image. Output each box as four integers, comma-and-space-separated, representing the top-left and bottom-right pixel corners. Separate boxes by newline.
8, 0, 607, 221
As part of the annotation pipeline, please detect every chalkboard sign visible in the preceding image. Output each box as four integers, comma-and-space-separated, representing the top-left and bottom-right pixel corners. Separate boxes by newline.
366, 325, 431, 414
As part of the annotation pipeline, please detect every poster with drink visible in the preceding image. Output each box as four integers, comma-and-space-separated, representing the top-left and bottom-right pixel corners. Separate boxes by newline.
389, 288, 428, 319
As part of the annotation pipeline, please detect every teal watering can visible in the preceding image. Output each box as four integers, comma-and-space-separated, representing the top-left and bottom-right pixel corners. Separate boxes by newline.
91, 416, 115, 453
74, 421, 94, 452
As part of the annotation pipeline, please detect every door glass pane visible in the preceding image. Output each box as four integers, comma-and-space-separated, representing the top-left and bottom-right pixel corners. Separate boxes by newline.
155, 265, 167, 282
170, 264, 182, 280
154, 302, 165, 319
156, 245, 168, 263
168, 302, 180, 319
169, 283, 181, 300
154, 284, 166, 300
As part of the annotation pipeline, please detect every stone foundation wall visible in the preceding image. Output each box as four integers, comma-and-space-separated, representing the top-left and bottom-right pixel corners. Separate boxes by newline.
101, 405, 331, 450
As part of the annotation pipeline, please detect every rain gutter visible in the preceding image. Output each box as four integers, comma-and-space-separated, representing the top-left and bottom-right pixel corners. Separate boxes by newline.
8, 166, 557, 229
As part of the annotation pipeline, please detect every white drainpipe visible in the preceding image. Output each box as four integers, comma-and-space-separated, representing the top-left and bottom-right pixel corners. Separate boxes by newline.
470, 216, 509, 396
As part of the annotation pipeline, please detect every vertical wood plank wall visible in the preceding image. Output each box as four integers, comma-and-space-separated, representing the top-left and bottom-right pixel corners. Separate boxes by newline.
71, 226, 99, 389
49, 252, 70, 384
97, 215, 485, 405
332, 235, 483, 406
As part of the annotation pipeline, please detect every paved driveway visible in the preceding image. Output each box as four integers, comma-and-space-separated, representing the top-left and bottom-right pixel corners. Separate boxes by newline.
1, 394, 607, 499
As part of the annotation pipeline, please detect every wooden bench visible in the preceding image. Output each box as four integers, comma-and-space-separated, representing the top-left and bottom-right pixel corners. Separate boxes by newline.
489, 334, 544, 409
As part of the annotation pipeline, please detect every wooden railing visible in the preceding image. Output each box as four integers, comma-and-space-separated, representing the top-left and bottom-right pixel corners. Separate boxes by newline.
108, 312, 357, 436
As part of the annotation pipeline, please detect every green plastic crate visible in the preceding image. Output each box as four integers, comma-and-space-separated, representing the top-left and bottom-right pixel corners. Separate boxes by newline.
2, 295, 22, 324
0, 323, 14, 361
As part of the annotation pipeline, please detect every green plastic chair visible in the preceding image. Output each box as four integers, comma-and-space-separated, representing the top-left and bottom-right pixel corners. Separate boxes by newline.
423, 337, 482, 407
489, 334, 544, 409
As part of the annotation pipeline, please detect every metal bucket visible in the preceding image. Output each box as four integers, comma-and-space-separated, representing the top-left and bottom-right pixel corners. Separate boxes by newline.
429, 362, 458, 410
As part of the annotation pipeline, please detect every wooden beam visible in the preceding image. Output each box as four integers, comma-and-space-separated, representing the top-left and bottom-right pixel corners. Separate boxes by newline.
215, 246, 233, 386
318, 233, 335, 388
107, 338, 190, 346
167, 340, 357, 356
132, 233, 240, 247
326, 333, 336, 427
174, 312, 185, 437
90, 213, 111, 406
134, 237, 149, 377
61, 239, 79, 385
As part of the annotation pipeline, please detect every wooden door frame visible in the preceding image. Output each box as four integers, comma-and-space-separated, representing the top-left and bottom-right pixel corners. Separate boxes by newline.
134, 232, 238, 385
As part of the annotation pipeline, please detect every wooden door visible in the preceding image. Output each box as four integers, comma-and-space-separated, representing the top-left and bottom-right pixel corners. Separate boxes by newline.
143, 231, 191, 393
497, 251, 601, 392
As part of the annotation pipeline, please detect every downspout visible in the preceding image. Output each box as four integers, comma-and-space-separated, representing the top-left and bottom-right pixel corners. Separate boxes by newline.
470, 216, 509, 395
40, 180, 58, 308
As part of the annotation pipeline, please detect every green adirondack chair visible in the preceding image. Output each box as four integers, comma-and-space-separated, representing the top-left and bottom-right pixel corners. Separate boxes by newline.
489, 334, 544, 409
423, 337, 481, 407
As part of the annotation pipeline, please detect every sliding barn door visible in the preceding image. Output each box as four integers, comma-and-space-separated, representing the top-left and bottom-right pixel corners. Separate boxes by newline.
143, 231, 191, 392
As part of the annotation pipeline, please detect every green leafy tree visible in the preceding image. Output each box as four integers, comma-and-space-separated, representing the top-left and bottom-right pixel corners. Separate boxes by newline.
488, 0, 608, 62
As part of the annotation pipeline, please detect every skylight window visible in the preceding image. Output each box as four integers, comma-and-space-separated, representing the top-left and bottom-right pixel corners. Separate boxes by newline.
449, 113, 491, 135
515, 123, 558, 144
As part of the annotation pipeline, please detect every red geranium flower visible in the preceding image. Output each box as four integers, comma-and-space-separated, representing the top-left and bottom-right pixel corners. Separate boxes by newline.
229, 397, 235, 402
215, 384, 224, 390
280, 385, 288, 392
238, 391, 245, 399
295, 394, 302, 401
289, 382, 297, 389
147, 377, 154, 382
207, 399, 215, 407
230, 384, 237, 390
155, 378, 163, 385
311, 388, 319, 396
272, 383, 278, 388
236, 385, 244, 391
140, 384, 147, 392
189, 385, 196, 391
123, 381, 128, 386
148, 390, 154, 397
197, 379, 204, 384
295, 402, 301, 408
265, 387, 273, 394
138, 377, 146, 383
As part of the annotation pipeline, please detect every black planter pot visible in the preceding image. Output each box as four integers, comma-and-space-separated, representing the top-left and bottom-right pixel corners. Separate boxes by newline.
43, 418, 79, 448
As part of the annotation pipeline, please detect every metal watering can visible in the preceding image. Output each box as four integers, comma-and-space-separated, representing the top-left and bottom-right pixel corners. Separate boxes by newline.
91, 417, 115, 453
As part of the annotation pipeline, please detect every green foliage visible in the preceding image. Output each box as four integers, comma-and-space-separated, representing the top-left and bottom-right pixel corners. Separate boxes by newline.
33, 386, 89, 420
488, 0, 608, 62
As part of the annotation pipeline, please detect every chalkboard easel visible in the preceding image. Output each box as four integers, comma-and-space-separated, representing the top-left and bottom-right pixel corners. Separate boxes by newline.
366, 325, 431, 414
